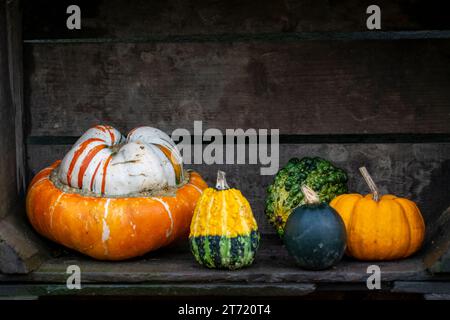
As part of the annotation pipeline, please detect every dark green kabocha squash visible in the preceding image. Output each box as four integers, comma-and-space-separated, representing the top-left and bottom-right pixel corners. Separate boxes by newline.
189, 171, 260, 270
284, 185, 347, 270
265, 157, 348, 237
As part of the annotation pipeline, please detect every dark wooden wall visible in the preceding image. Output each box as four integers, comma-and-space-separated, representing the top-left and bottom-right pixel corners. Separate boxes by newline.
0, 0, 48, 274
23, 0, 450, 236
0, 0, 18, 220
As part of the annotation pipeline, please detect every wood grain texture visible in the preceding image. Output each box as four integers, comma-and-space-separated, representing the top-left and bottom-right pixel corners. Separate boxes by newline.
7, 0, 26, 195
0, 211, 49, 274
24, 40, 450, 136
424, 206, 450, 273
0, 0, 49, 274
0, 0, 18, 219
393, 281, 450, 294
22, 0, 450, 40
0, 235, 435, 284
27, 143, 450, 236
424, 294, 450, 300
0, 283, 316, 298
26, 133, 450, 145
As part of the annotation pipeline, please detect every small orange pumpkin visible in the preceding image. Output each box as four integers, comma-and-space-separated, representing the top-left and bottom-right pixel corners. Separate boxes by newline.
330, 167, 425, 261
26, 126, 207, 260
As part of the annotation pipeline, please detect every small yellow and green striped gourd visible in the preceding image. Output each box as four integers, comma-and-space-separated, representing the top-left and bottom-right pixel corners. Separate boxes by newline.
189, 170, 260, 270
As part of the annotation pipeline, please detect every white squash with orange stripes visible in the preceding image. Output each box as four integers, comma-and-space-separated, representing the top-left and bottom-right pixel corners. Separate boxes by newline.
58, 125, 183, 196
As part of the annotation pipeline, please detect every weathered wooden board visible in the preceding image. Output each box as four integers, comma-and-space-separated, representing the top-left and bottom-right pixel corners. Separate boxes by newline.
0, 283, 316, 298
0, 211, 50, 274
22, 0, 450, 40
0, 0, 17, 220
26, 143, 450, 235
0, 0, 49, 274
424, 293, 450, 300
24, 40, 450, 136
7, 0, 26, 196
393, 281, 450, 294
0, 235, 434, 284
423, 206, 450, 273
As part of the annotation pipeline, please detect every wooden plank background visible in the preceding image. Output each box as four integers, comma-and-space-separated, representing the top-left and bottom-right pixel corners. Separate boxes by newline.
7, 0, 26, 195
24, 40, 450, 136
23, 0, 450, 239
0, 1, 18, 219
22, 0, 450, 39
0, 0, 50, 274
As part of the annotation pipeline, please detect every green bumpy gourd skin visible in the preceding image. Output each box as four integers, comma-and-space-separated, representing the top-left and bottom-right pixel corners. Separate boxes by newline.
265, 157, 348, 237
190, 230, 260, 270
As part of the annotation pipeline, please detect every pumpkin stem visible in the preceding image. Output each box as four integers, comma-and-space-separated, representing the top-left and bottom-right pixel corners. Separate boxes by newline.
216, 170, 230, 190
109, 142, 124, 155
359, 166, 380, 201
301, 185, 320, 205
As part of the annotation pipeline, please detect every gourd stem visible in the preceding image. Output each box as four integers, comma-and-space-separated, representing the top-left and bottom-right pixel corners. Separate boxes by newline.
216, 170, 230, 190
359, 166, 380, 202
109, 142, 124, 154
301, 185, 320, 205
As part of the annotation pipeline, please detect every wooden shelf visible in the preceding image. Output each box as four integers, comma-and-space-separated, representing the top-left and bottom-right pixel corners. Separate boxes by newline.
1, 235, 448, 298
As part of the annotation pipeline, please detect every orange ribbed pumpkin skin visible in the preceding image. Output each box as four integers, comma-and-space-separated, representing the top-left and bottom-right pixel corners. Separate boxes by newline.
330, 194, 425, 261
26, 161, 207, 260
